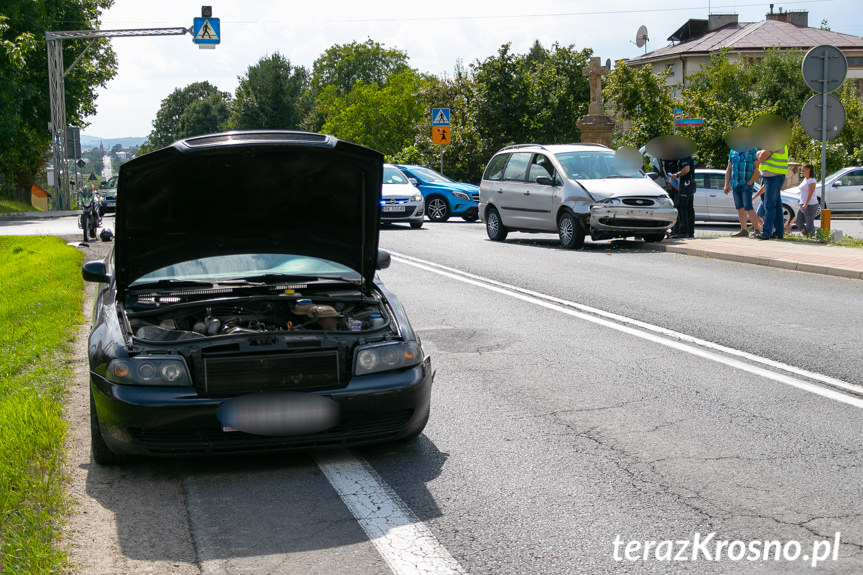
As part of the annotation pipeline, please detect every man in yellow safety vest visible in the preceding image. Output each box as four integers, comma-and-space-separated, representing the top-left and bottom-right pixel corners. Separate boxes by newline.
755, 145, 788, 240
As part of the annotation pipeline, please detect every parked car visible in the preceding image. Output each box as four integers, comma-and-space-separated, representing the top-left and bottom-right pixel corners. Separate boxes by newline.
822, 166, 863, 212
479, 143, 677, 248
98, 175, 118, 216
81, 131, 432, 464
395, 164, 479, 222
694, 169, 799, 227
381, 164, 424, 229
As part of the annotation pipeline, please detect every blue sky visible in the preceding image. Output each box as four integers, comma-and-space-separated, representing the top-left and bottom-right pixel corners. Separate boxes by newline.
82, 0, 862, 138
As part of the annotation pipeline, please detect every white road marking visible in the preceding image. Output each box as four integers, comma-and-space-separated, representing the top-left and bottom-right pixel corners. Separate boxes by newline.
389, 251, 863, 410
314, 450, 467, 575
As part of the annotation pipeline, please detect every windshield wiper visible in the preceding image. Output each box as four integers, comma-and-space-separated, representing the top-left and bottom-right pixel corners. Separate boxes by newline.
230, 273, 359, 285
130, 279, 213, 290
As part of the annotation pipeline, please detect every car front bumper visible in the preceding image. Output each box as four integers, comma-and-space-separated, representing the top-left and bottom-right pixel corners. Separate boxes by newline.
589, 205, 678, 235
381, 202, 424, 223
90, 358, 432, 456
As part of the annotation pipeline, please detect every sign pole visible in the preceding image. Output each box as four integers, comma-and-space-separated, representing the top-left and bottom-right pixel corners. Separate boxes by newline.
820, 53, 830, 231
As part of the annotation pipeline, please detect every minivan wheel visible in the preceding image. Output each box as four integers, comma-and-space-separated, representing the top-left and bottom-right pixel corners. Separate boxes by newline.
485, 207, 508, 241
426, 197, 450, 222
782, 204, 795, 229
558, 211, 586, 249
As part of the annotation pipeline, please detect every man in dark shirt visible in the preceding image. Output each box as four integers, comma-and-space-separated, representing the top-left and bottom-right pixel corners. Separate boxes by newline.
670, 155, 695, 238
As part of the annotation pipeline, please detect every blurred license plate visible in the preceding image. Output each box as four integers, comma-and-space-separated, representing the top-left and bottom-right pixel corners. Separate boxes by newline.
383, 206, 404, 212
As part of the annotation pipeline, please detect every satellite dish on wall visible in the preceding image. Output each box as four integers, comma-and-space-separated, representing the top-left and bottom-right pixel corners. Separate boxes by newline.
635, 25, 649, 52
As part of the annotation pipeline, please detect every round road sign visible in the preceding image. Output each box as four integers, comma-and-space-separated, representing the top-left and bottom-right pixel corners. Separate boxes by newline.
800, 93, 846, 141
801, 45, 847, 93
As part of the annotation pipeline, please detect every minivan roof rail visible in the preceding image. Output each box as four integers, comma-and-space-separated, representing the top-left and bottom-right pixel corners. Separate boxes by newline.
500, 143, 549, 151
562, 142, 611, 148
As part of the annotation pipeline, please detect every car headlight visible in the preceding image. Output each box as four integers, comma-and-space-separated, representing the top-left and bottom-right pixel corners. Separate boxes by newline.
106, 357, 193, 386
354, 342, 423, 376
410, 192, 423, 203
451, 190, 471, 201
655, 196, 674, 207
602, 198, 622, 205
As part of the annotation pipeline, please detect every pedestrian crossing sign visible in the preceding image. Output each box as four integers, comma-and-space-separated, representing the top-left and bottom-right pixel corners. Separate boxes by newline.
193, 17, 220, 46
432, 108, 450, 126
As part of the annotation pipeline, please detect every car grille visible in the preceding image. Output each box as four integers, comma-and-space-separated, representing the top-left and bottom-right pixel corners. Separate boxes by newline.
202, 351, 344, 394
597, 218, 672, 228
622, 198, 655, 207
127, 409, 415, 454
471, 193, 480, 203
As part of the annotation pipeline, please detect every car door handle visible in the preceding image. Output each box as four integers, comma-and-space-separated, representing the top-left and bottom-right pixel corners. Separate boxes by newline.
524, 191, 531, 196
496, 189, 503, 193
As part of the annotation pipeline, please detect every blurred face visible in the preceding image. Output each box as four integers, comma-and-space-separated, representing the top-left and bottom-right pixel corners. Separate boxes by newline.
803, 166, 811, 178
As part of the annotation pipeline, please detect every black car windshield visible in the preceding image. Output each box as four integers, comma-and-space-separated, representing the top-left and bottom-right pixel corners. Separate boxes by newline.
405, 166, 453, 184
129, 254, 360, 286
555, 151, 644, 180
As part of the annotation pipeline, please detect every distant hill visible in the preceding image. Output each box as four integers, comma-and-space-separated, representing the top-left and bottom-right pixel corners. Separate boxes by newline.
80, 134, 147, 150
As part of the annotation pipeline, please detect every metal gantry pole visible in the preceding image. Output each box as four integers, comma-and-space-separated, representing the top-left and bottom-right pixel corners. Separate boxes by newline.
45, 27, 191, 211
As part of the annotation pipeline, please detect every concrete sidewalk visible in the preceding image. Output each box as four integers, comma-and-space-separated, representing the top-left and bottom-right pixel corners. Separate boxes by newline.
635, 235, 863, 280
0, 210, 78, 221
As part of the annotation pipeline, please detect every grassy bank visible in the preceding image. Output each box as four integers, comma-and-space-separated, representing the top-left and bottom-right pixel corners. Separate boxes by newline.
0, 236, 84, 573
0, 199, 39, 214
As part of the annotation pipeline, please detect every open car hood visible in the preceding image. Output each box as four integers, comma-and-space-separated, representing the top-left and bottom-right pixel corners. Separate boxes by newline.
113, 131, 383, 295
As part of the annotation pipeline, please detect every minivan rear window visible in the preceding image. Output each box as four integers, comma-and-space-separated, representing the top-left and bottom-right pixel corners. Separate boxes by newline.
502, 152, 531, 181
483, 154, 509, 181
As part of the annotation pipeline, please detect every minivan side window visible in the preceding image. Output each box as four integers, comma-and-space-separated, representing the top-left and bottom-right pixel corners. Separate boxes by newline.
502, 152, 532, 181
528, 154, 555, 183
483, 154, 509, 181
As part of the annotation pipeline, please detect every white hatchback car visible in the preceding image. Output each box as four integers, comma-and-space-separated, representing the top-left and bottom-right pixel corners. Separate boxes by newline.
479, 144, 677, 248
380, 164, 424, 229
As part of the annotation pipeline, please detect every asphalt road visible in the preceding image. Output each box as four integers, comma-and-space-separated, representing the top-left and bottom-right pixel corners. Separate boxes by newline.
18, 219, 863, 574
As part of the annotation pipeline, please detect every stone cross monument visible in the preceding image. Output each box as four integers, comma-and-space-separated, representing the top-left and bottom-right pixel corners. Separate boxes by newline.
577, 56, 614, 147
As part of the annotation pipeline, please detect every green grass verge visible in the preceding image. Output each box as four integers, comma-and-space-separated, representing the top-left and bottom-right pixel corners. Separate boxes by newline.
0, 236, 84, 574
0, 199, 39, 214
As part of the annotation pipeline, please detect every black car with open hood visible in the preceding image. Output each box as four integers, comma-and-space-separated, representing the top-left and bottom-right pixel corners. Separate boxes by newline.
82, 131, 432, 464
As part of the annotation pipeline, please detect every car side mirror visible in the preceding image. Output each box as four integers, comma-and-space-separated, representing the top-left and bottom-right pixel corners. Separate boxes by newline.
376, 250, 391, 270
646, 171, 661, 181
82, 260, 110, 283
408, 178, 419, 186
832, 181, 842, 187
535, 175, 554, 186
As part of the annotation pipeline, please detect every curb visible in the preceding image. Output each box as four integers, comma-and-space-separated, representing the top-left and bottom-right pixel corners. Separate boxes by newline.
0, 211, 78, 221
634, 242, 863, 280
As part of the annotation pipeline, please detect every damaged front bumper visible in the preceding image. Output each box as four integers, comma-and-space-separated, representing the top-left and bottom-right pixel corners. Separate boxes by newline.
589, 205, 677, 237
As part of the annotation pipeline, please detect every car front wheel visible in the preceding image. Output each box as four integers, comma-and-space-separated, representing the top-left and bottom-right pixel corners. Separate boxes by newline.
410, 220, 423, 229
485, 207, 508, 241
782, 204, 795, 229
558, 210, 586, 249
90, 389, 132, 465
426, 196, 450, 222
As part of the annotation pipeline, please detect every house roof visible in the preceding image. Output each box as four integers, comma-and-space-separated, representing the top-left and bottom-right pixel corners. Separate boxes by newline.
628, 19, 863, 66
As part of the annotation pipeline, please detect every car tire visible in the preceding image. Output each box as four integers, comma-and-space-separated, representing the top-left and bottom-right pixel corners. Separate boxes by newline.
558, 210, 586, 249
782, 204, 795, 229
485, 207, 508, 241
462, 214, 479, 222
641, 234, 665, 243
90, 388, 132, 465
425, 196, 450, 222
410, 220, 423, 229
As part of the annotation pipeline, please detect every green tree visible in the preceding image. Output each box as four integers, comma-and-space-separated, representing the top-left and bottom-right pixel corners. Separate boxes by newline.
229, 53, 310, 130
471, 43, 533, 151
0, 1, 117, 202
604, 62, 673, 149
310, 39, 409, 96
140, 81, 231, 153
392, 63, 486, 183
178, 92, 231, 139
319, 70, 431, 156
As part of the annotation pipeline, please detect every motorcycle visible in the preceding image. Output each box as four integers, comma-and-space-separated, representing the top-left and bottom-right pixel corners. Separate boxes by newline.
78, 189, 102, 242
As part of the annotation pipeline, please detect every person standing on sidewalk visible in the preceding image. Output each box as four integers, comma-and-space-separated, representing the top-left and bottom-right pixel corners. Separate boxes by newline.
795, 164, 818, 236
670, 155, 696, 238
723, 146, 761, 237
755, 145, 788, 240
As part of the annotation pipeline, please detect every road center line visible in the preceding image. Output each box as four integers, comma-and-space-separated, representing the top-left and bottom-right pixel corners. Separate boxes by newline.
389, 251, 863, 410
314, 450, 467, 575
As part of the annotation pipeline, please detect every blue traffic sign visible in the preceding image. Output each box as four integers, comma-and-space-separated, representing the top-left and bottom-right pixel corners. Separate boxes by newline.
432, 108, 450, 126
193, 17, 220, 44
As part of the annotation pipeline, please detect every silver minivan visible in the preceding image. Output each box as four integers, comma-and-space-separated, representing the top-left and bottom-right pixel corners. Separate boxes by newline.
479, 143, 677, 248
